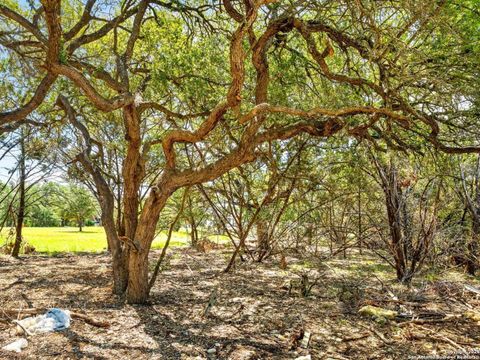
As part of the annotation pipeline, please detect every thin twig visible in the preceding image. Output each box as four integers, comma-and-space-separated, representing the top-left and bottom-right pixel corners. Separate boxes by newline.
148, 187, 189, 291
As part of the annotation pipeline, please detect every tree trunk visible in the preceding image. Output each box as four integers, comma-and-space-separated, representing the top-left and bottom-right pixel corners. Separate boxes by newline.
460, 154, 480, 276
375, 160, 408, 282
79, 220, 83, 232
103, 224, 128, 295
126, 249, 149, 303
125, 188, 173, 303
112, 252, 128, 294
466, 219, 480, 275
190, 214, 198, 247
256, 220, 269, 260
466, 156, 480, 275
357, 183, 363, 255
11, 130, 26, 258
385, 177, 407, 282
122, 104, 143, 242
119, 104, 145, 300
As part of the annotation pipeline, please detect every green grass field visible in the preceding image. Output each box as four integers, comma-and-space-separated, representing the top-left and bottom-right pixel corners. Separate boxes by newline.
0, 226, 227, 254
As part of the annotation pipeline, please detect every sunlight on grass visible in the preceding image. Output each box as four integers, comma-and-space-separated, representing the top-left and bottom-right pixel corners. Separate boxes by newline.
0, 226, 228, 254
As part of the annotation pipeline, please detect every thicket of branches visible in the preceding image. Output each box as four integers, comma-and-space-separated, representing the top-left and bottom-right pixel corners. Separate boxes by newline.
0, 0, 479, 303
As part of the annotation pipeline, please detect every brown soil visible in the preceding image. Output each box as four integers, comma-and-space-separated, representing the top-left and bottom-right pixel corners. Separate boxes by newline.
0, 248, 479, 359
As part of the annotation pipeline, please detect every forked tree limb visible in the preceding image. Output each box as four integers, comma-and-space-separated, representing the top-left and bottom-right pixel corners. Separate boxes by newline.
238, 103, 410, 126
50, 64, 134, 112
63, 0, 96, 41
0, 0, 60, 125
0, 73, 57, 125
0, 4, 47, 44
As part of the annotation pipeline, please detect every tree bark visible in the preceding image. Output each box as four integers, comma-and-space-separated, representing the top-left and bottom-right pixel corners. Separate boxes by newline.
384, 167, 408, 282
122, 104, 143, 242
358, 182, 363, 255
460, 155, 480, 276
467, 156, 480, 275
466, 210, 480, 275
125, 187, 173, 303
104, 225, 128, 295
126, 249, 149, 303
11, 130, 26, 258
190, 215, 198, 247
256, 220, 269, 260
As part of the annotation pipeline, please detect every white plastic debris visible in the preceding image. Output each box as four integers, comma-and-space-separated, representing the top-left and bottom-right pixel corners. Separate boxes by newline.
2, 338, 28, 353
300, 331, 311, 348
15, 308, 71, 335
295, 355, 311, 360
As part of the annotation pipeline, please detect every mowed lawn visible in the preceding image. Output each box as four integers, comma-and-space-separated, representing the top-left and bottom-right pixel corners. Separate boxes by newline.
0, 226, 225, 254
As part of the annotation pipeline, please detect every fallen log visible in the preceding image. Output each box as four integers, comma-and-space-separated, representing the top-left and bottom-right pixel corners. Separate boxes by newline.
1, 308, 110, 328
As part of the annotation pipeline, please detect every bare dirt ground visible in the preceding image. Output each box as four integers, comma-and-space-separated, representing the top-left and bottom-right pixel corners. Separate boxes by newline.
1, 248, 480, 359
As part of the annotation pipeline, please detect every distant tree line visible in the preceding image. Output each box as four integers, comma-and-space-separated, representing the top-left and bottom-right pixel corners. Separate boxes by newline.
0, 181, 97, 229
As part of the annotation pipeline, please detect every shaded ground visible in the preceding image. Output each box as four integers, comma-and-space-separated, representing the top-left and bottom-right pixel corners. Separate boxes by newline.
1, 248, 479, 359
